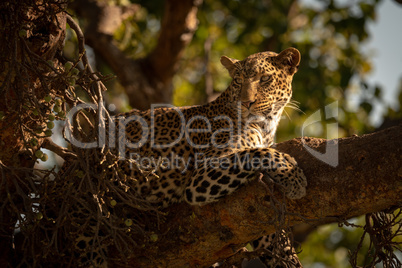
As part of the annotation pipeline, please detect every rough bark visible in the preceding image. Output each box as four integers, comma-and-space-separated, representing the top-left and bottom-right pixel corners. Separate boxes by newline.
111, 124, 402, 267
72, 0, 202, 110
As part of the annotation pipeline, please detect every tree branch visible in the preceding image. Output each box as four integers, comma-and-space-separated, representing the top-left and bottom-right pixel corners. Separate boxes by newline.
111, 124, 402, 267
42, 138, 77, 160
73, 0, 202, 109
147, 0, 202, 84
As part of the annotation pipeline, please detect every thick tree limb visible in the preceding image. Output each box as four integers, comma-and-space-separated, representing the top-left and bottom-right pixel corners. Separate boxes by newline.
73, 0, 202, 110
111, 124, 402, 267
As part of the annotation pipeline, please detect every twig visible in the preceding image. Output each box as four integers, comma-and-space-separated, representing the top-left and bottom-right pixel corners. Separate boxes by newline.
42, 138, 77, 160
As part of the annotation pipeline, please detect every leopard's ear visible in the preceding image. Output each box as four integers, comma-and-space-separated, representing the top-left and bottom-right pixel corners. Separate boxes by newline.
220, 56, 239, 78
276, 48, 301, 75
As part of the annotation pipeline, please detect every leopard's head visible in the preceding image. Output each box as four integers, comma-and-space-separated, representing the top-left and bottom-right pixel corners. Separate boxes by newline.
220, 48, 300, 124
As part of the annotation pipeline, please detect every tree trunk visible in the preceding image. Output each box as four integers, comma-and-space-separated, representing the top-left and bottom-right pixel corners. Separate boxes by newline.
72, 0, 203, 110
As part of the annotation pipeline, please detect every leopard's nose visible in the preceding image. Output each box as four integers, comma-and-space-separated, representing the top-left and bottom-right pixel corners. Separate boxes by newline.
241, 100, 256, 109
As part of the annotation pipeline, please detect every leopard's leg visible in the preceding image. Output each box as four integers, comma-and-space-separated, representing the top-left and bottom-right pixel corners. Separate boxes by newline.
209, 233, 302, 268
75, 232, 108, 268
251, 232, 302, 268
184, 148, 307, 205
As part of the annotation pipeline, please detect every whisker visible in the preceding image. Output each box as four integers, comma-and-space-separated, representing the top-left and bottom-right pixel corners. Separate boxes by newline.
283, 108, 291, 121
287, 106, 305, 114
286, 99, 305, 114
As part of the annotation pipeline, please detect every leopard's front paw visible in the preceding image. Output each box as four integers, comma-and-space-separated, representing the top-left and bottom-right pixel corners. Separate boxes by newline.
284, 164, 307, 199
265, 154, 307, 199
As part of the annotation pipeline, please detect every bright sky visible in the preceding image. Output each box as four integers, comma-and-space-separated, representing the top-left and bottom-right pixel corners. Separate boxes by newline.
302, 0, 402, 126
366, 0, 402, 120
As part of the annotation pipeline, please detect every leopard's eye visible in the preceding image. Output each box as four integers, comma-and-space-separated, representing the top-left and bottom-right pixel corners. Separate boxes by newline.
260, 75, 270, 82
235, 78, 243, 84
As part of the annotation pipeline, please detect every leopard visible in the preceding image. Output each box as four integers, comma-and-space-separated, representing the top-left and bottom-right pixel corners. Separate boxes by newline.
75, 47, 307, 267
120, 47, 306, 206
